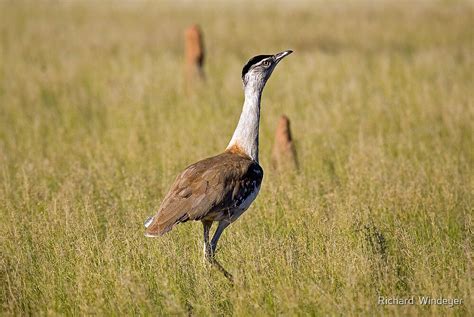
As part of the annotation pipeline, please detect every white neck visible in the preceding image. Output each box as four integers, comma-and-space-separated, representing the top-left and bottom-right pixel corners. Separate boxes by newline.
226, 84, 263, 162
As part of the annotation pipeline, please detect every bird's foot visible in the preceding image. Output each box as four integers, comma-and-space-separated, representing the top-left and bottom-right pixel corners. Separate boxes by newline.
210, 257, 233, 283
203, 252, 233, 283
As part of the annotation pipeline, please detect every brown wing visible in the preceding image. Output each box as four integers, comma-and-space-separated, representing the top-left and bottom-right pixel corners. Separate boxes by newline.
144, 151, 263, 236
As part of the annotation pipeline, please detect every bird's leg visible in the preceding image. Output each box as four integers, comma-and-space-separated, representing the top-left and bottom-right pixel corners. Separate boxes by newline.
205, 220, 233, 282
202, 221, 213, 261
200, 220, 233, 282
210, 221, 230, 255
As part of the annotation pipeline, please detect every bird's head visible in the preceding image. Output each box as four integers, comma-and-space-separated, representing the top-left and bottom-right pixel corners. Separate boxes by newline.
241, 50, 293, 91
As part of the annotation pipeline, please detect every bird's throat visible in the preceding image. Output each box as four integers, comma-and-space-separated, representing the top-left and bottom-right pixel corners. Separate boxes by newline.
226, 86, 262, 162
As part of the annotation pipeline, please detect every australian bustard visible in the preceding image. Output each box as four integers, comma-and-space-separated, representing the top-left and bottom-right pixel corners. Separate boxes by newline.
144, 50, 293, 276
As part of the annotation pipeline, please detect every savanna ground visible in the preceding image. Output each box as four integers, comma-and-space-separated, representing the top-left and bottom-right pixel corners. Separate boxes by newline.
1, 0, 473, 315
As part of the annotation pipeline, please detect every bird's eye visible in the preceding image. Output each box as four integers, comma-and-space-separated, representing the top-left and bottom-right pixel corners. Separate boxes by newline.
262, 60, 271, 67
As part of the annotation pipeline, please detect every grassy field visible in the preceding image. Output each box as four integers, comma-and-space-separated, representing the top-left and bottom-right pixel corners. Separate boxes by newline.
1, 1, 473, 315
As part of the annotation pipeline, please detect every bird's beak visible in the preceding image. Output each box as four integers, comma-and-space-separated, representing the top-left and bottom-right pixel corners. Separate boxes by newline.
274, 50, 293, 62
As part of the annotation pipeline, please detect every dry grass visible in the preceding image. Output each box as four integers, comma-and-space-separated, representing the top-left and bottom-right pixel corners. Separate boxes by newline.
0, 1, 473, 315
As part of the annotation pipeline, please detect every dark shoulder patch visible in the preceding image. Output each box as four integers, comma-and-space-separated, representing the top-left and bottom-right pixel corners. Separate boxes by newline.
242, 54, 272, 79
248, 162, 264, 184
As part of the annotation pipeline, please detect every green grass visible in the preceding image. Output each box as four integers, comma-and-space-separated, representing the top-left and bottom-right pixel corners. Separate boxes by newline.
1, 1, 473, 315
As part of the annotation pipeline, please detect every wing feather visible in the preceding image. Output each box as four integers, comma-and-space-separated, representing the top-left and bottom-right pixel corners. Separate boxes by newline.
144, 152, 263, 236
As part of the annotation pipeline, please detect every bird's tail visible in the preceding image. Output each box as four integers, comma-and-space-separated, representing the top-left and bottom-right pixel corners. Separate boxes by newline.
144, 216, 154, 228
144, 215, 174, 237
143, 216, 158, 237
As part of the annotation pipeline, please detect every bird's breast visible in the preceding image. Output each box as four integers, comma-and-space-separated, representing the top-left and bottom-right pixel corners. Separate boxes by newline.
229, 182, 261, 222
